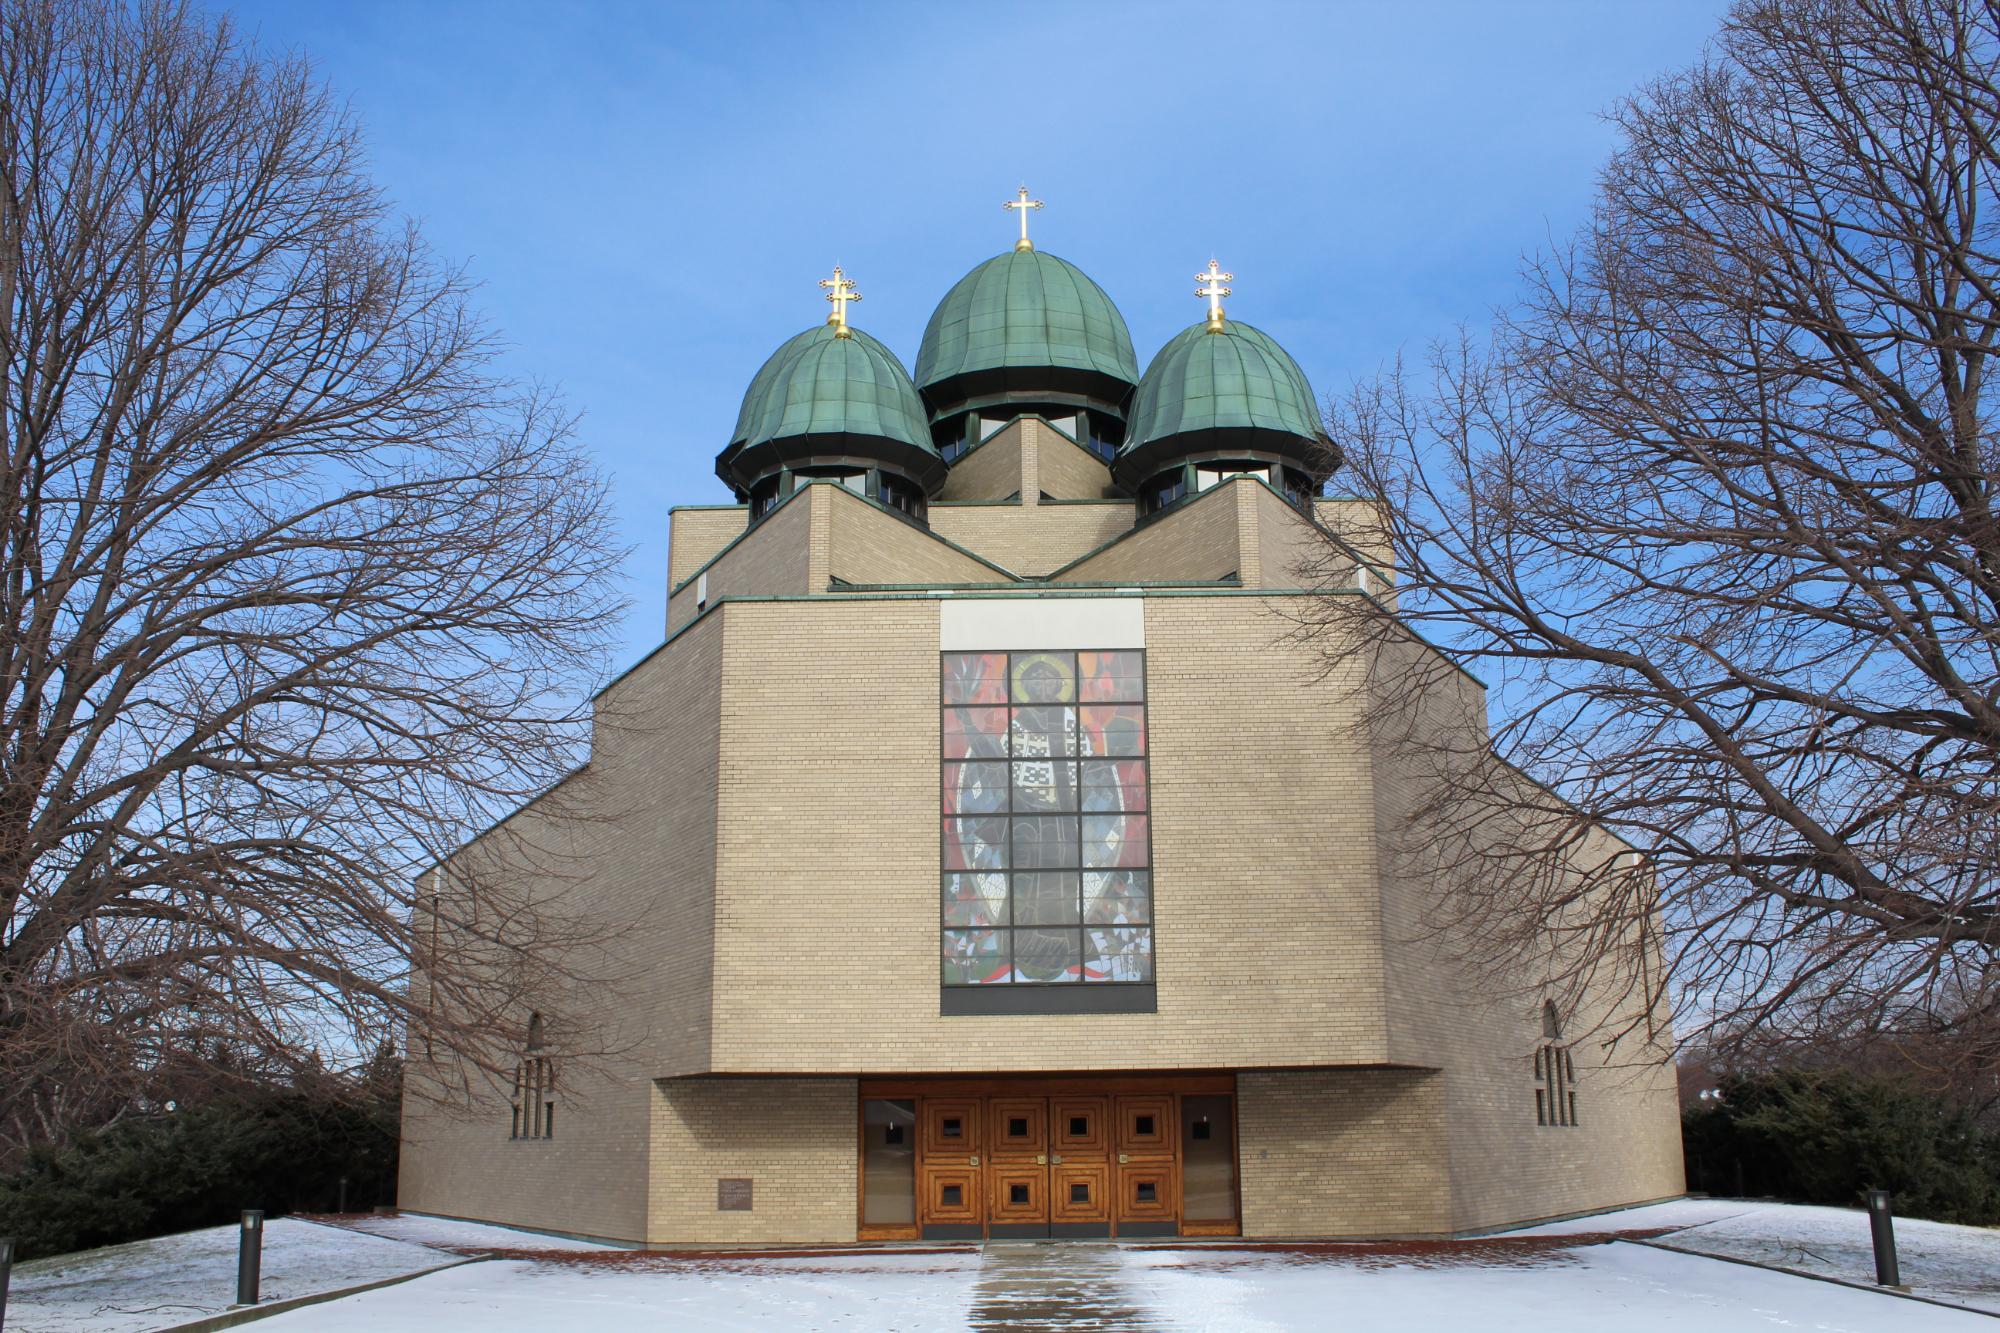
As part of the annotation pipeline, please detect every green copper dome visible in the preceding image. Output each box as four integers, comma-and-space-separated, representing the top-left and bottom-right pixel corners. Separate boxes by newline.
1114, 318, 1334, 489
730, 323, 930, 453
717, 322, 945, 497
915, 249, 1140, 419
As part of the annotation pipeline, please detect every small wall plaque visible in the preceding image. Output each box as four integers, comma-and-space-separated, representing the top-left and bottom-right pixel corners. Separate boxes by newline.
717, 1177, 753, 1211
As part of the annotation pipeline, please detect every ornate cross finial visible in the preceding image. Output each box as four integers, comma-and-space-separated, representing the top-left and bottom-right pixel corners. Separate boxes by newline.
819, 264, 861, 338
1004, 185, 1044, 252
1196, 259, 1233, 332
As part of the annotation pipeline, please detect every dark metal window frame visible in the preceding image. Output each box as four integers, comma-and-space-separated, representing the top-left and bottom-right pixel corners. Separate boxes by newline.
939, 649, 1157, 1014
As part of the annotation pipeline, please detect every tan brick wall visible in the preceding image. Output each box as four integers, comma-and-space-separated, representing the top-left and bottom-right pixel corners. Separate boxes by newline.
1034, 426, 1116, 499
396, 614, 728, 1243
937, 423, 1026, 502
1058, 483, 1247, 584
1238, 1069, 1451, 1237
1364, 632, 1685, 1231
407, 480, 1683, 1241
929, 501, 1132, 577
1252, 483, 1333, 590
648, 1077, 858, 1243
822, 484, 1009, 586
932, 418, 1114, 505
669, 507, 748, 588
706, 595, 1391, 1073
399, 1060, 654, 1242
1315, 496, 1396, 593
665, 492, 813, 632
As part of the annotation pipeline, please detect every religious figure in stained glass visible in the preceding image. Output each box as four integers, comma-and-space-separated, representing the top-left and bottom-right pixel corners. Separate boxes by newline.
940, 650, 1152, 987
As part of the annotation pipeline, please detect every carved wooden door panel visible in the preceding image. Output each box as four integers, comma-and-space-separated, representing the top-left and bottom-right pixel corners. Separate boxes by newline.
918, 1099, 982, 1234
987, 1097, 1050, 1233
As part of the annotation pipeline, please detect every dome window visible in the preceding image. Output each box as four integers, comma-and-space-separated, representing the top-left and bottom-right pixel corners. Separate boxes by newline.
716, 266, 944, 527
1118, 262, 1338, 514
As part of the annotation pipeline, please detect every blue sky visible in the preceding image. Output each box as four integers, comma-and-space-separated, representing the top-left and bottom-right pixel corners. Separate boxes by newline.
239, 0, 1730, 673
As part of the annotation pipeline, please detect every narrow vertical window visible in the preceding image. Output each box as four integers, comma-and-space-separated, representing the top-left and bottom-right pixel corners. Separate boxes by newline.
511, 1013, 556, 1141
1535, 1002, 1578, 1128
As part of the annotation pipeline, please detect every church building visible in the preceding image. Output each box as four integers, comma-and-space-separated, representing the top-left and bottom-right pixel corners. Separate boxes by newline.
398, 192, 1685, 1244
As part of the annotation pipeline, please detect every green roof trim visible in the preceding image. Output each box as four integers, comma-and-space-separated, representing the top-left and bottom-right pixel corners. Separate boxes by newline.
729, 323, 933, 453
1123, 319, 1324, 452
916, 250, 1140, 391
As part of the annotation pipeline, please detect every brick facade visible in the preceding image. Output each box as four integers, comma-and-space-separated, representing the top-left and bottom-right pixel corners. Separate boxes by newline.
398, 432, 1684, 1245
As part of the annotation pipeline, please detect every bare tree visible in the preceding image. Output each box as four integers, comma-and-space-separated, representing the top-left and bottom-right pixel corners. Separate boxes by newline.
1297, 0, 2000, 1070
0, 0, 625, 1159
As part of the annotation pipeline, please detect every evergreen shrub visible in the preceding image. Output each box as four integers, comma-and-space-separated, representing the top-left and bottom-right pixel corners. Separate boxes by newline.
1683, 1068, 2000, 1224
0, 1088, 398, 1260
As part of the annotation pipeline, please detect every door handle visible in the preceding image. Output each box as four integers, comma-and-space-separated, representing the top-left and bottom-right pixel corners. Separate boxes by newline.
1052, 1154, 1063, 1165
970, 1154, 980, 1166
1119, 1153, 1129, 1164
1036, 1154, 1046, 1165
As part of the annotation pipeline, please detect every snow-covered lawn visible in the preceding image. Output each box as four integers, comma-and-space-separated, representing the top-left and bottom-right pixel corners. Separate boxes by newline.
1635, 1198, 2000, 1313
328, 1211, 618, 1253
6, 1217, 456, 1333
240, 1235, 1982, 1332
11, 1201, 1996, 1331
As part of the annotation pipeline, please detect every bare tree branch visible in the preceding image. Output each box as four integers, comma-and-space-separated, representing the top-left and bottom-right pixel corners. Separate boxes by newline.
1296, 0, 2000, 1072
0, 0, 627, 1160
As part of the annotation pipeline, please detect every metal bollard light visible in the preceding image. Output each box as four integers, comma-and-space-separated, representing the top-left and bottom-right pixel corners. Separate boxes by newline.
2, 1235, 15, 1333
337, 1176, 349, 1215
1866, 1189, 1901, 1288
237, 1210, 264, 1306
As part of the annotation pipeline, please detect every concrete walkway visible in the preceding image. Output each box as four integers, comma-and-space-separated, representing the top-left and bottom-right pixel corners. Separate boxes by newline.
968, 1244, 1155, 1331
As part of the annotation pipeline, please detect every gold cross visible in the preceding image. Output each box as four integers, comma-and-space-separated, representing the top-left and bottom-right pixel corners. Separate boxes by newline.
819, 265, 861, 338
1196, 259, 1233, 332
1004, 185, 1044, 252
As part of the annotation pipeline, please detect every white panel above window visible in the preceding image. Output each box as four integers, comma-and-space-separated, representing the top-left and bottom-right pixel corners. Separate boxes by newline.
939, 597, 1144, 651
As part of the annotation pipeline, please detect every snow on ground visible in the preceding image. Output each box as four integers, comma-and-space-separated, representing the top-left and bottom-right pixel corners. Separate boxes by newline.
1506, 1197, 1758, 1236
17, 1201, 1999, 1331
256, 1252, 983, 1333
1640, 1199, 2000, 1314
7, 1217, 454, 1333
1120, 1241, 1980, 1332
250, 1234, 1984, 1332
327, 1211, 619, 1253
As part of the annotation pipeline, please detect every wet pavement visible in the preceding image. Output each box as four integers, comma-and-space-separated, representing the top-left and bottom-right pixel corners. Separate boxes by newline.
969, 1243, 1156, 1331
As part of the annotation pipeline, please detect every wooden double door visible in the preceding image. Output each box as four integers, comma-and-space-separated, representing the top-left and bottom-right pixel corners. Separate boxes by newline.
860, 1075, 1236, 1241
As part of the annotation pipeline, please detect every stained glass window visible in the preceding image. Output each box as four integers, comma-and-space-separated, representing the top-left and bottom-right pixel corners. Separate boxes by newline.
941, 650, 1152, 986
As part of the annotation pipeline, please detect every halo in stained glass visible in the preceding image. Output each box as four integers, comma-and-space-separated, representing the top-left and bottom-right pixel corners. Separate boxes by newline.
944, 873, 1008, 927
1014, 927, 1081, 982
1010, 652, 1077, 704
944, 929, 1008, 985
944, 653, 1007, 704
945, 706, 1009, 759
1011, 706, 1076, 758
1080, 759, 1146, 811
1082, 814, 1148, 868
1085, 870, 1150, 924
945, 816, 1010, 870
1078, 651, 1143, 702
1080, 705, 1145, 757
1085, 927, 1152, 982
944, 761, 1008, 814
